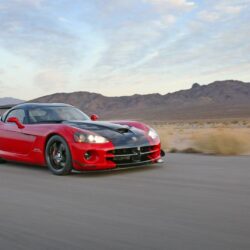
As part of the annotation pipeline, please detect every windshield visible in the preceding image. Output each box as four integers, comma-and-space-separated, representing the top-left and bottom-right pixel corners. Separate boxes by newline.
28, 106, 90, 124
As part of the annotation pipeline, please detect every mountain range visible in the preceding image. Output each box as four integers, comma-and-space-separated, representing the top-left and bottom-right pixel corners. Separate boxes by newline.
1, 80, 250, 121
31, 80, 250, 121
0, 97, 23, 106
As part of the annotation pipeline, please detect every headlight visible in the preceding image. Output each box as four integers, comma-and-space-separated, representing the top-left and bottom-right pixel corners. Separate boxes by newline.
74, 132, 109, 143
148, 128, 159, 140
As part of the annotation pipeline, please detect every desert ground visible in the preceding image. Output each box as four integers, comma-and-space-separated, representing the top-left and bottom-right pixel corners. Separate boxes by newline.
1, 154, 250, 250
151, 119, 250, 156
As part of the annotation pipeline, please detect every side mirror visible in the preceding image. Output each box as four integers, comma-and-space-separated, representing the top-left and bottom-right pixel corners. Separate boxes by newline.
90, 114, 99, 121
7, 117, 25, 129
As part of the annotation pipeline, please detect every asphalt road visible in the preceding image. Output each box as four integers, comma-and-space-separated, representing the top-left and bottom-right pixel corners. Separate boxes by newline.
0, 154, 250, 250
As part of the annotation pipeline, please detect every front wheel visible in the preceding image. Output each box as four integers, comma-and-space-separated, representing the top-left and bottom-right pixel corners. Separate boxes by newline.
45, 135, 72, 175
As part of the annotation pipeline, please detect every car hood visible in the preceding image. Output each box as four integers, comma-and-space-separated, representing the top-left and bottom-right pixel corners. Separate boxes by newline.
64, 121, 150, 147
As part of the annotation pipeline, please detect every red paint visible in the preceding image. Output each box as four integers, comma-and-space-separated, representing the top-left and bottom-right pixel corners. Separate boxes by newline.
0, 119, 162, 171
7, 117, 25, 129
90, 114, 99, 121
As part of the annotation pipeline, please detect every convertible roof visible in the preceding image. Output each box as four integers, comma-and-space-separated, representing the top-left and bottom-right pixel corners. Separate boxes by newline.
11, 103, 73, 109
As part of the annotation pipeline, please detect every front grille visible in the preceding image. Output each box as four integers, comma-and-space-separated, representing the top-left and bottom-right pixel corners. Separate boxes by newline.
107, 145, 160, 167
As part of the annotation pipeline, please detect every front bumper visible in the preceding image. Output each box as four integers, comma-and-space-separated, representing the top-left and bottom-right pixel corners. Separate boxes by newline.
70, 142, 162, 171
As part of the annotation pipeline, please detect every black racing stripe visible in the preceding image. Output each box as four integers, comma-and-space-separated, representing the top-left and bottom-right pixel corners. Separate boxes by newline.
66, 121, 150, 147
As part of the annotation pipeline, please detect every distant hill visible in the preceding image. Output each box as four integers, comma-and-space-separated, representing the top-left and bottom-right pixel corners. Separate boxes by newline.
0, 97, 24, 106
30, 80, 250, 121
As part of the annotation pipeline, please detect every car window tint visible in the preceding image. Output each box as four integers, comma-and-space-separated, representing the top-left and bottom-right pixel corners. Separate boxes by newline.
28, 106, 89, 123
55, 107, 85, 120
29, 108, 56, 123
6, 109, 26, 123
29, 109, 47, 117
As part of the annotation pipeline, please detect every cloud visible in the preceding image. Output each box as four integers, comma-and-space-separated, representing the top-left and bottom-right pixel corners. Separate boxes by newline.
0, 0, 44, 11
0, 0, 250, 99
12, 0, 44, 7
34, 69, 69, 92
143, 0, 195, 10
95, 0, 136, 14
137, 12, 250, 84
94, 0, 194, 72
152, 15, 177, 28
198, 11, 220, 22
0, 0, 98, 69
98, 20, 163, 66
79, 0, 250, 96
198, 1, 247, 22
221, 5, 243, 14
96, 0, 195, 13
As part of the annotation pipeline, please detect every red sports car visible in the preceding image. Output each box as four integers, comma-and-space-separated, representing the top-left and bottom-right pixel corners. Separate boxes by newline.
0, 103, 164, 175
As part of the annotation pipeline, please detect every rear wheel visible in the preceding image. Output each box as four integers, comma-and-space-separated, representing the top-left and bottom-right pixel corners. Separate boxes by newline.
45, 135, 72, 175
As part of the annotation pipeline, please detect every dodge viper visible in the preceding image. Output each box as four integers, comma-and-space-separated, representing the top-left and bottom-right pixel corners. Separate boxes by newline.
0, 103, 164, 175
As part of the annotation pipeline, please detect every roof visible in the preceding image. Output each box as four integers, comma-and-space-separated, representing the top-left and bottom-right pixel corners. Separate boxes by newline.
10, 103, 73, 110
0, 105, 14, 110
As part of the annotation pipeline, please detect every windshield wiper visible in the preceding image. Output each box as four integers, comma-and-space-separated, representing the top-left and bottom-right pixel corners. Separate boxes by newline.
32, 120, 65, 124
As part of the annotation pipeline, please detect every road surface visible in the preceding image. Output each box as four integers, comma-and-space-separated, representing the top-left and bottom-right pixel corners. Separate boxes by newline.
0, 154, 250, 250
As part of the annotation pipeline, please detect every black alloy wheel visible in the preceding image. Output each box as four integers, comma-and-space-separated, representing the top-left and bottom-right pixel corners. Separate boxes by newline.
46, 135, 72, 175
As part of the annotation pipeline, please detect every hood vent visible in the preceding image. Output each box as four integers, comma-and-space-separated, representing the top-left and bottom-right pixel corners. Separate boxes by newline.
116, 127, 130, 134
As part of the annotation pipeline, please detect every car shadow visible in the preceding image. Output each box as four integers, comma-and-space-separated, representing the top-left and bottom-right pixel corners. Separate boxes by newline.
1, 162, 164, 177
1, 161, 48, 172
71, 164, 164, 178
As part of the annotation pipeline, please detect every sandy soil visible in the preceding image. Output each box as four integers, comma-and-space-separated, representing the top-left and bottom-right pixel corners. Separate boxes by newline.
151, 119, 250, 155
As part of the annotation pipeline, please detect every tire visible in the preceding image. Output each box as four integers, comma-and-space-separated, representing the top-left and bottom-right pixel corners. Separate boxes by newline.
45, 135, 72, 175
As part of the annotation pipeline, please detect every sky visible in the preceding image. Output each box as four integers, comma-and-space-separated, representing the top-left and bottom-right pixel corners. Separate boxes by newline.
0, 0, 250, 100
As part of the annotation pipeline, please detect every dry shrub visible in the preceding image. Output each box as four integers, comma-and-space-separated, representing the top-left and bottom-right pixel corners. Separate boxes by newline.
169, 148, 201, 154
157, 128, 170, 150
155, 123, 250, 156
181, 148, 202, 154
169, 148, 178, 153
193, 130, 250, 155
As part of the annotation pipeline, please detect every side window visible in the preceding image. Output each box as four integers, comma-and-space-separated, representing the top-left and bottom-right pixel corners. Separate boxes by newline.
1, 111, 8, 122
28, 108, 50, 123
5, 109, 26, 123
